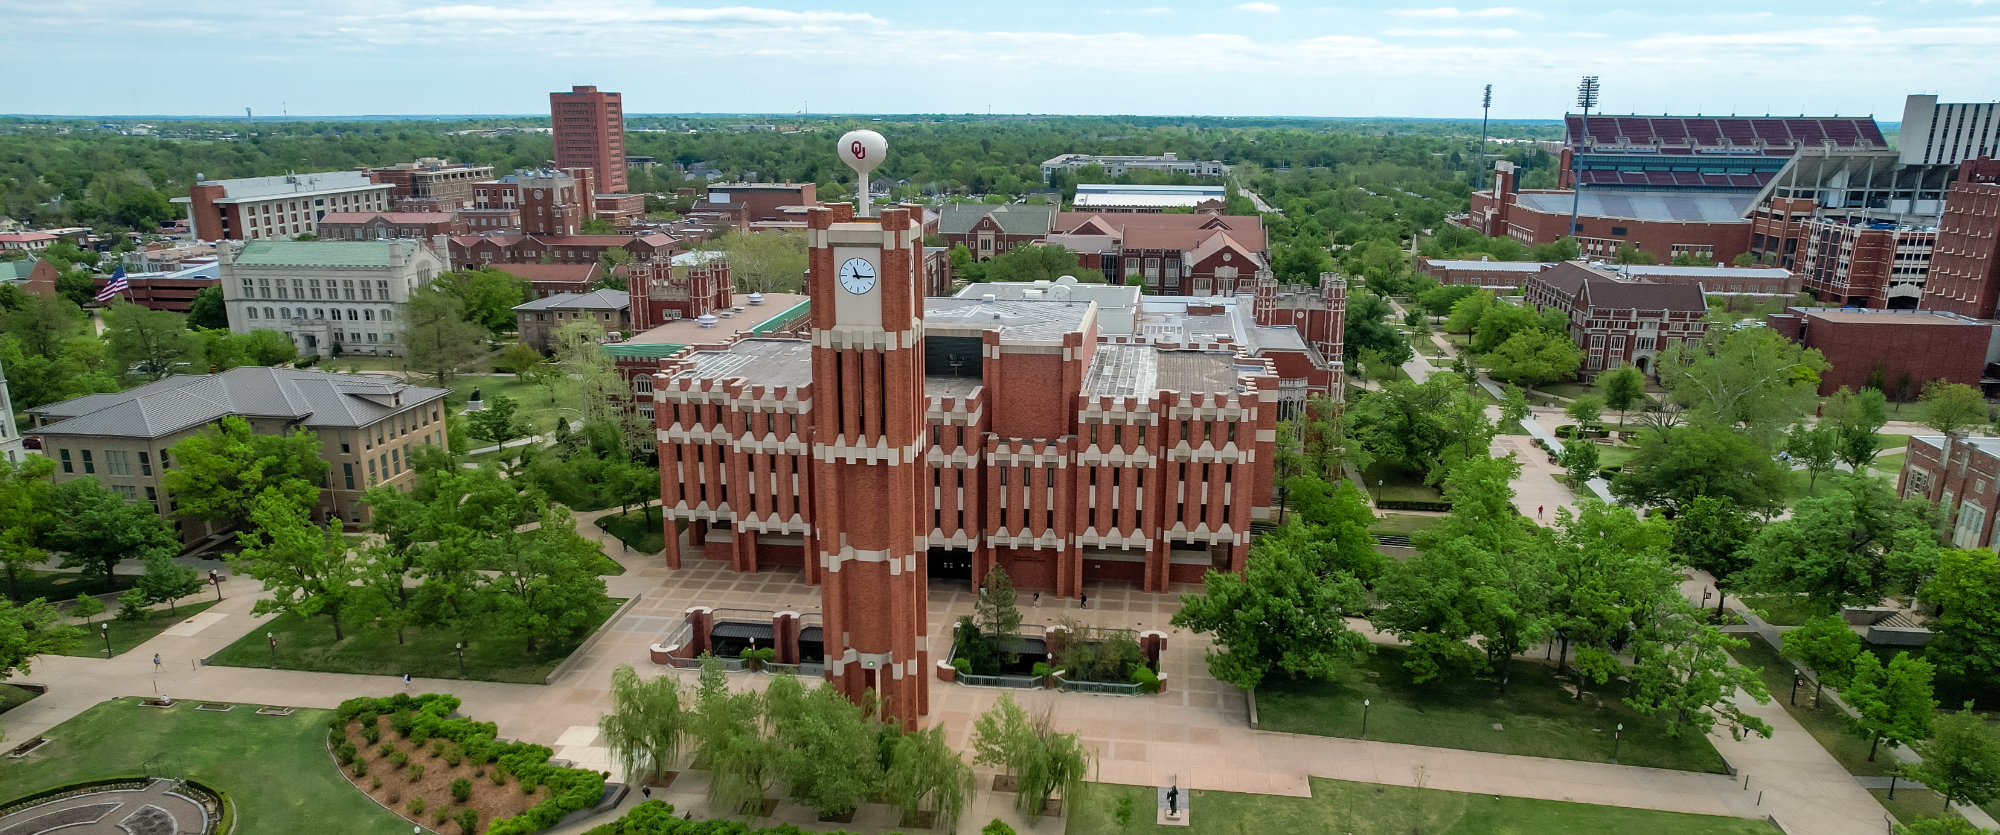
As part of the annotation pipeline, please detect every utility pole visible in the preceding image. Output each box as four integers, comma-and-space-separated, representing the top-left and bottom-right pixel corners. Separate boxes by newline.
1480, 84, 1492, 191
1569, 76, 1600, 251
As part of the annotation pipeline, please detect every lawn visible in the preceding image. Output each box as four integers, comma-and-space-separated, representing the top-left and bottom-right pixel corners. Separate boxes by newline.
447, 374, 572, 439
1738, 594, 1828, 627
1412, 337, 1446, 358
1595, 443, 1637, 470
0, 698, 414, 834
60, 600, 221, 658
1066, 776, 1776, 835
1359, 461, 1445, 504
1875, 433, 1912, 452
1870, 453, 1906, 476
1256, 644, 1730, 774
0, 683, 39, 714
1535, 382, 1597, 402
596, 507, 671, 555
1726, 632, 1899, 777
3, 569, 119, 606
206, 602, 621, 684
1369, 514, 1445, 536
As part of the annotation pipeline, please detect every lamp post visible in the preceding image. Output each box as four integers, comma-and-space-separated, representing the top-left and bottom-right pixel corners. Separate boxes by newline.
1479, 84, 1492, 191
1611, 723, 1623, 764
1361, 699, 1371, 740
1791, 673, 1803, 706
267, 631, 277, 669
210, 570, 223, 602
1569, 76, 1601, 249
1374, 479, 1383, 505
101, 622, 112, 658
1886, 773, 1898, 800
456, 642, 466, 680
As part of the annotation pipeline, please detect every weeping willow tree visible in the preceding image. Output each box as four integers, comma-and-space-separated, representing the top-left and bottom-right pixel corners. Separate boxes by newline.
692, 655, 782, 821
597, 664, 691, 786
970, 694, 1093, 822
885, 725, 974, 831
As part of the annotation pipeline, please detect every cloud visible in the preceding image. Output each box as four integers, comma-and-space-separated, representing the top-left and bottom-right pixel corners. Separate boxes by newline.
1392, 6, 1520, 17
1235, 2, 1280, 11
1386, 27, 1518, 37
1133, 6, 1174, 13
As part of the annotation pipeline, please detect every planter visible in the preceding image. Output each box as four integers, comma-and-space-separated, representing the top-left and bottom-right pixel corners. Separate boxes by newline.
255, 707, 296, 716
740, 798, 779, 817
991, 775, 1019, 793
935, 660, 956, 683
5, 737, 49, 758
140, 698, 174, 708
817, 808, 857, 824
197, 703, 233, 712
900, 809, 939, 830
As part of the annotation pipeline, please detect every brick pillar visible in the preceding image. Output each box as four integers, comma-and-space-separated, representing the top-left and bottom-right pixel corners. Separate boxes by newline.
689, 520, 709, 559
687, 607, 715, 657
773, 611, 801, 664
662, 517, 682, 570
733, 527, 759, 574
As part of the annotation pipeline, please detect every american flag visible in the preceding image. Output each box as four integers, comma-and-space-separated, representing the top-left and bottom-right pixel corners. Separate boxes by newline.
95, 266, 128, 303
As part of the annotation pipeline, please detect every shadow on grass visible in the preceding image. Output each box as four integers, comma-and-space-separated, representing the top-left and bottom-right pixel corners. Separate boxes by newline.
205, 602, 620, 684
1256, 644, 1730, 774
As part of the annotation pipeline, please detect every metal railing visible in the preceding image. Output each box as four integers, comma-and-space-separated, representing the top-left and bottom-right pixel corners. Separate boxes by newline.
1059, 679, 1145, 696
763, 662, 802, 676
957, 672, 1042, 689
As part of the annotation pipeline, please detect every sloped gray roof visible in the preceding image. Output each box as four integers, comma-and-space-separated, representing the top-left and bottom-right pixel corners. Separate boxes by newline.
937, 203, 1057, 236
514, 289, 631, 312
31, 367, 449, 439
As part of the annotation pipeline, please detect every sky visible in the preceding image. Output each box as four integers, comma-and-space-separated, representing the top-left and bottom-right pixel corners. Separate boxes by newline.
4, 1, 1998, 120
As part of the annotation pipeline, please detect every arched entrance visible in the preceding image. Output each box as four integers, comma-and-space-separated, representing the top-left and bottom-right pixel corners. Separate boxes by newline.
1635, 356, 1651, 375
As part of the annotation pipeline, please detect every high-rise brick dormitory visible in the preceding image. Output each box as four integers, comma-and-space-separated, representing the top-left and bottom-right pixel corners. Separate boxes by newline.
646, 204, 1281, 602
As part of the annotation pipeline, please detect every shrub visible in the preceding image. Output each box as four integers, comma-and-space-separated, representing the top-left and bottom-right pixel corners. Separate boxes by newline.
444, 748, 464, 767
387, 790, 402, 806
352, 759, 368, 777
982, 820, 1017, 835
1114, 794, 1135, 827
450, 778, 474, 803
488, 767, 506, 785
335, 742, 358, 765
356, 710, 378, 731
379, 742, 398, 759
391, 750, 411, 768
408, 798, 427, 816
371, 775, 383, 790
1130, 665, 1161, 694
431, 740, 447, 758
361, 724, 381, 744
408, 763, 426, 783
391, 711, 416, 738
435, 806, 452, 824
410, 725, 432, 746
455, 808, 479, 835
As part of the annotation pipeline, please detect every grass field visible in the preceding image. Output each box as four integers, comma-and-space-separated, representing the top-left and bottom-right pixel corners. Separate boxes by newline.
1738, 594, 1829, 627
1065, 776, 1776, 835
1876, 433, 1912, 452
1369, 514, 1445, 536
59, 600, 221, 658
597, 507, 669, 555
0, 683, 39, 715
0, 698, 413, 834
1256, 645, 1730, 774
3, 569, 121, 606
447, 374, 573, 438
206, 601, 620, 684
1359, 461, 1445, 504
1870, 452, 1906, 476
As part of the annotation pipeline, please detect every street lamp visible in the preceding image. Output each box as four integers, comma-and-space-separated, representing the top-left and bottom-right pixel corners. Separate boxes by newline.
267, 631, 277, 669
210, 570, 223, 602
1611, 723, 1623, 764
101, 622, 112, 658
1361, 699, 1371, 740
1791, 673, 1803, 706
1568, 76, 1601, 245
456, 642, 467, 680
1374, 479, 1384, 504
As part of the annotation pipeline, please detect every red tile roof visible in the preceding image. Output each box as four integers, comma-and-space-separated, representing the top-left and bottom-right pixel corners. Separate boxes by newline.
318, 212, 456, 224
486, 263, 600, 283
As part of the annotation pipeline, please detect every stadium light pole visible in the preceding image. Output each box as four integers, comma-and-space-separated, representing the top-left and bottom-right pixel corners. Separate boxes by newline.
1569, 76, 1600, 254
1480, 84, 1492, 191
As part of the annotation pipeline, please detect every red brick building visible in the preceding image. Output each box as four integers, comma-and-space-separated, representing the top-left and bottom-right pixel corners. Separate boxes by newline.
1525, 262, 1710, 378
551, 86, 626, 194
94, 263, 220, 313
0, 258, 60, 297
1921, 157, 2000, 318
486, 263, 600, 298
1466, 162, 1753, 263
1417, 257, 1552, 288
621, 250, 733, 331
1900, 435, 2000, 549
317, 212, 467, 241
1049, 212, 1269, 294
690, 183, 818, 229
1764, 307, 1999, 395
445, 232, 679, 269
937, 204, 1057, 260
595, 193, 646, 227
364, 159, 494, 211
1796, 219, 1936, 309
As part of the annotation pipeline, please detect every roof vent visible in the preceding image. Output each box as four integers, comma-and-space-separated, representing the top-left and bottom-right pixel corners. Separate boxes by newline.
698, 313, 718, 328
747, 292, 765, 305
982, 294, 996, 304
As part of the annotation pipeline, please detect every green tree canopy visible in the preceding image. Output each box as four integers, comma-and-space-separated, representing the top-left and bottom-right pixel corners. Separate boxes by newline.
1170, 519, 1371, 689
1901, 704, 2000, 813
1343, 291, 1411, 366
1739, 474, 1940, 614
1609, 425, 1791, 515
1920, 380, 1988, 437
232, 490, 365, 640
1670, 496, 1759, 620
1349, 371, 1492, 485
1782, 614, 1863, 701
440, 267, 529, 334
1482, 329, 1583, 388
103, 301, 199, 381
50, 476, 180, 591
1659, 326, 1828, 450
1921, 548, 2000, 690
403, 286, 491, 386
1844, 650, 1937, 762
1823, 386, 1890, 471
162, 415, 326, 535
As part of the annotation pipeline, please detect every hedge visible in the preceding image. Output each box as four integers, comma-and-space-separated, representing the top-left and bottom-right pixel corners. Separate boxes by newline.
1375, 500, 1453, 512
585, 800, 880, 835
334, 694, 606, 835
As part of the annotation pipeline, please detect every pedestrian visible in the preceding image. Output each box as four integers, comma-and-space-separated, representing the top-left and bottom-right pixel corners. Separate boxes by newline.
1537, 505, 1544, 519
153, 653, 162, 672
1080, 593, 1088, 609
1033, 592, 1040, 607
642, 786, 652, 800
402, 673, 413, 692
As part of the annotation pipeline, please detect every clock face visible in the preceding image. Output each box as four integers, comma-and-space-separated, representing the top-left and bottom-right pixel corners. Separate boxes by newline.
838, 257, 877, 295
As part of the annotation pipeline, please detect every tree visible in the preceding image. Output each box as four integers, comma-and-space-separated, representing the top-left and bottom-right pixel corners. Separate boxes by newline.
1659, 326, 1828, 450
1599, 365, 1646, 429
1283, 474, 1390, 582
1901, 704, 2000, 815
1782, 614, 1863, 704
973, 564, 1022, 646
103, 302, 199, 380
441, 268, 528, 334
186, 285, 229, 330
1610, 425, 1791, 515
232, 491, 365, 641
1612, 243, 1658, 265
403, 287, 490, 387
1343, 291, 1411, 366
1921, 549, 2000, 690
1734, 252, 1758, 267
1824, 386, 1891, 470
1565, 394, 1603, 428
1015, 713, 1091, 823
1538, 502, 1679, 700
969, 692, 1033, 787
1739, 474, 1940, 614
196, 328, 298, 371
1920, 380, 1988, 438
884, 725, 974, 833
1271, 240, 1333, 285
773, 682, 882, 817
70, 593, 105, 625
1444, 289, 1494, 335
0, 289, 89, 358
0, 598, 80, 737
520, 361, 564, 405
0, 456, 57, 601
1624, 600, 1774, 740
1844, 650, 1936, 761
1500, 384, 1531, 429
579, 218, 616, 235
467, 394, 527, 450
1482, 329, 1582, 388
1671, 496, 1758, 621
975, 244, 1086, 284
135, 552, 202, 616
163, 416, 327, 536
1469, 301, 1545, 354
1417, 284, 1476, 318
494, 341, 544, 375
709, 231, 807, 294
1559, 438, 1601, 488
600, 663, 689, 785
486, 505, 612, 653
1785, 422, 1840, 495
49, 477, 179, 592
1349, 372, 1490, 485
1171, 520, 1371, 689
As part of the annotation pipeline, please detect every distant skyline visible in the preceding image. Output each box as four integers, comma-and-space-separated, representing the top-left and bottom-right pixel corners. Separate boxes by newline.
4, 0, 1996, 120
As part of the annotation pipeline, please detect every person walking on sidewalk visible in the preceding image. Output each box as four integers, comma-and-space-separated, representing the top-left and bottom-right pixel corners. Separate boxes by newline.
403, 673, 414, 692
153, 653, 162, 672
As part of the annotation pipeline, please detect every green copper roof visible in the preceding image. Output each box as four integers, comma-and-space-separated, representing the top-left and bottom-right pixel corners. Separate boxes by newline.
603, 342, 689, 359
233, 240, 400, 267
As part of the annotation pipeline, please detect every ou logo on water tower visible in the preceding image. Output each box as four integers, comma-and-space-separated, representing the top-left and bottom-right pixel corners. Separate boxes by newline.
850, 141, 867, 160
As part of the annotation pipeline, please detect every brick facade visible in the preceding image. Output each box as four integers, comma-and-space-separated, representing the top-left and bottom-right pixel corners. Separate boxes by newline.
550, 86, 626, 194
1526, 262, 1710, 379
317, 212, 467, 242
1796, 219, 1935, 309
1764, 307, 1997, 395
1466, 163, 1753, 263
1901, 435, 2000, 549
1921, 157, 2000, 318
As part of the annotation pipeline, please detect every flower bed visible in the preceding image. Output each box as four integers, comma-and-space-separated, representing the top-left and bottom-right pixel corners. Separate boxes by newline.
331, 694, 606, 835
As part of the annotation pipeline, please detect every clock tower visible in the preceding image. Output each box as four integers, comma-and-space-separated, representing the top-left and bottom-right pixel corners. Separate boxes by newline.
806, 187, 931, 728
